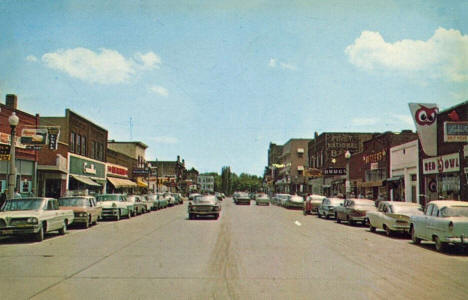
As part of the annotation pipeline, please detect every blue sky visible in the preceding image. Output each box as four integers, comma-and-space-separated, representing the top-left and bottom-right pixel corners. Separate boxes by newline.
1, 0, 467, 175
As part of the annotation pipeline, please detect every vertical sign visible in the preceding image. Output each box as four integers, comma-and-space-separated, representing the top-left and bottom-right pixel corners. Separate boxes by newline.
48, 127, 60, 150
409, 103, 438, 156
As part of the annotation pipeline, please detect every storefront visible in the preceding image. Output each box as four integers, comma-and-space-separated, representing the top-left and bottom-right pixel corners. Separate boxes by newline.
422, 152, 460, 201
67, 153, 106, 194
106, 162, 137, 193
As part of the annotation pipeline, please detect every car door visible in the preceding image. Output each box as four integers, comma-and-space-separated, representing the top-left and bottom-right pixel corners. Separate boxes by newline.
428, 204, 442, 237
88, 198, 96, 222
46, 199, 59, 230
420, 204, 434, 240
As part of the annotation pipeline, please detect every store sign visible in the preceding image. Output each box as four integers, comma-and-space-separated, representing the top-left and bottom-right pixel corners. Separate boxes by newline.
133, 168, 150, 175
0, 144, 10, 160
47, 127, 60, 150
363, 150, 386, 164
370, 162, 379, 170
423, 153, 460, 175
409, 103, 438, 156
323, 168, 346, 175
83, 162, 97, 175
20, 128, 48, 145
107, 164, 128, 177
444, 122, 468, 142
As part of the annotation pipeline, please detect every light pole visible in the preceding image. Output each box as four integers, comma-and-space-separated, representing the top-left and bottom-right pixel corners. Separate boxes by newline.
345, 150, 351, 199
146, 162, 151, 194
8, 112, 19, 200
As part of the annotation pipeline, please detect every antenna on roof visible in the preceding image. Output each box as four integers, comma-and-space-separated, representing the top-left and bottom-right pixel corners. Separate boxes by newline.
129, 117, 133, 140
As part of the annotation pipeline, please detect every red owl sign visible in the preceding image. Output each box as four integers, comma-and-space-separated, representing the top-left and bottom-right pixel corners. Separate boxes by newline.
409, 103, 438, 156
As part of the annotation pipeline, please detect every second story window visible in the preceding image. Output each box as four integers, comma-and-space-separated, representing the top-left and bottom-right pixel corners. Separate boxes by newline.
82, 136, 87, 156
70, 132, 75, 153
76, 134, 81, 155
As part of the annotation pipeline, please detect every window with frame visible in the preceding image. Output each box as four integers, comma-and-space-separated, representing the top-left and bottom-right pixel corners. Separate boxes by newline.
76, 134, 81, 154
82, 136, 87, 156
70, 132, 75, 153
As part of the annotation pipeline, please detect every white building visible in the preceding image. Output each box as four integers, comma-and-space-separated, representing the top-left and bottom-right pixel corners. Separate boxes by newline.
197, 175, 214, 193
389, 140, 419, 203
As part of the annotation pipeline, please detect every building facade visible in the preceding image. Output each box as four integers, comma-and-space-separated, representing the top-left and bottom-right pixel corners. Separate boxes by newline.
389, 140, 420, 203
197, 174, 214, 193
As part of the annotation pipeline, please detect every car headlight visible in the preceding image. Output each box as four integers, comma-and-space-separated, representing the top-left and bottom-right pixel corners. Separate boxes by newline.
27, 217, 38, 224
80, 212, 88, 217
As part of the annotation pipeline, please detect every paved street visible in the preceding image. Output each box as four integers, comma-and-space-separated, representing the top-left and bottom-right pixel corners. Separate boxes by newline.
1, 199, 468, 300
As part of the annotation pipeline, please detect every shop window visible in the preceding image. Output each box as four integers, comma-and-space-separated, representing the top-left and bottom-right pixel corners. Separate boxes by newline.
411, 174, 417, 182
70, 132, 75, 153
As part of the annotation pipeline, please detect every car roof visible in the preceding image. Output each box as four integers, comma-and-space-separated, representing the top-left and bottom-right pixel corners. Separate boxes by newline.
382, 201, 420, 206
429, 200, 468, 207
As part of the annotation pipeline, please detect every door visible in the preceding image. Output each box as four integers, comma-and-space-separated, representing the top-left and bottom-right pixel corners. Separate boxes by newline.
45, 179, 62, 199
411, 186, 417, 203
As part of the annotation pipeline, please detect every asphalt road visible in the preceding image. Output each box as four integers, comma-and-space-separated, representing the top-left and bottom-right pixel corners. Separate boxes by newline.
1, 198, 468, 300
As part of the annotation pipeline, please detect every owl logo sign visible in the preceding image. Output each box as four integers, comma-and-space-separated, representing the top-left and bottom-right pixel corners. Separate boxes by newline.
409, 103, 438, 157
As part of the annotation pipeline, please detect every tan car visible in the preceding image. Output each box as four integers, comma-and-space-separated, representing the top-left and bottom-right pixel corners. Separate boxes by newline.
59, 196, 102, 228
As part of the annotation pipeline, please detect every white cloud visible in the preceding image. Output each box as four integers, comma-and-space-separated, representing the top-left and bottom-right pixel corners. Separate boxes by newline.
352, 117, 378, 126
345, 28, 468, 82
134, 52, 161, 69
149, 85, 169, 97
41, 48, 161, 84
26, 55, 37, 62
150, 136, 179, 144
269, 58, 297, 71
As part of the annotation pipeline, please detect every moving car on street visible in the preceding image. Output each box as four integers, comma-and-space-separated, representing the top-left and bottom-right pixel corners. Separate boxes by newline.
367, 201, 423, 236
96, 194, 134, 220
0, 197, 74, 242
255, 194, 270, 206
317, 197, 344, 219
410, 200, 468, 252
335, 198, 377, 225
188, 194, 221, 219
284, 194, 304, 209
58, 195, 102, 228
304, 194, 326, 215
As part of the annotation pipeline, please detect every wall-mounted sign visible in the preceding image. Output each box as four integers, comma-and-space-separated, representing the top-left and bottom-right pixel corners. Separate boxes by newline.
323, 168, 346, 175
107, 164, 129, 177
423, 153, 460, 175
0, 144, 10, 160
363, 150, 386, 164
83, 162, 97, 175
133, 168, 150, 175
20, 128, 48, 145
444, 121, 468, 142
370, 162, 379, 170
47, 127, 60, 150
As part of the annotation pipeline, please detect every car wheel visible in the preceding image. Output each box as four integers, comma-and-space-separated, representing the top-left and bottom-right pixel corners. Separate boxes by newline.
189, 214, 193, 220
370, 225, 376, 232
84, 217, 90, 229
128, 210, 133, 218
58, 221, 67, 235
325, 213, 330, 219
116, 211, 121, 221
317, 212, 321, 218
214, 214, 219, 219
411, 226, 421, 245
385, 226, 393, 237
435, 236, 448, 252
336, 215, 341, 223
34, 224, 45, 242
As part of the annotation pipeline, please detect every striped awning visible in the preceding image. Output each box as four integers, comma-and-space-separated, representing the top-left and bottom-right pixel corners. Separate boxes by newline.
107, 177, 137, 188
70, 174, 101, 187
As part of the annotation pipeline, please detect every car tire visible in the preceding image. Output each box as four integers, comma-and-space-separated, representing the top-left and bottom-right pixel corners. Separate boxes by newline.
336, 215, 341, 223
189, 214, 193, 220
325, 214, 330, 219
214, 214, 219, 219
411, 226, 421, 245
34, 224, 45, 242
116, 211, 121, 221
385, 226, 393, 237
370, 225, 376, 232
58, 221, 67, 235
84, 217, 90, 229
435, 236, 447, 252
128, 210, 132, 218
317, 212, 321, 218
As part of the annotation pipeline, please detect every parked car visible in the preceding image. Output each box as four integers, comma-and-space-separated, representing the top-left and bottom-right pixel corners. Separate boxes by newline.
215, 192, 224, 201
410, 200, 468, 252
317, 197, 344, 219
156, 193, 169, 208
367, 201, 423, 236
255, 194, 270, 206
127, 195, 148, 215
188, 194, 221, 219
234, 192, 250, 205
335, 198, 377, 225
144, 194, 160, 210
173, 193, 183, 204
96, 194, 134, 220
189, 193, 201, 201
284, 195, 304, 209
163, 192, 176, 207
0, 197, 74, 242
271, 194, 289, 206
304, 194, 326, 215
58, 195, 102, 228
232, 192, 241, 203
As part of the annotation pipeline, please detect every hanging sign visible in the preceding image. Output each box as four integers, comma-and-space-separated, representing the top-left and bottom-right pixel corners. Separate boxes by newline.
47, 127, 60, 150
0, 144, 10, 160
423, 153, 460, 175
20, 128, 48, 145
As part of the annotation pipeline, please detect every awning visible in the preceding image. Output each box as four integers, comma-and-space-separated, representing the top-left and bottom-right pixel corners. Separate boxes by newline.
70, 174, 101, 187
136, 178, 148, 188
107, 177, 137, 188
386, 176, 403, 182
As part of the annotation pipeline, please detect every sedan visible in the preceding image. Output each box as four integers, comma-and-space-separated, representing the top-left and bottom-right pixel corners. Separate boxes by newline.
303, 194, 326, 215
188, 194, 221, 219
58, 196, 102, 228
410, 200, 468, 252
317, 197, 344, 219
367, 201, 423, 236
335, 198, 377, 225
255, 194, 270, 206
284, 195, 304, 209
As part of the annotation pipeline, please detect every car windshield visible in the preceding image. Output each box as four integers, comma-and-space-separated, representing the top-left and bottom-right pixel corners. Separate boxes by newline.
195, 196, 216, 204
440, 206, 468, 217
96, 195, 124, 202
58, 198, 89, 207
2, 199, 44, 211
391, 205, 422, 215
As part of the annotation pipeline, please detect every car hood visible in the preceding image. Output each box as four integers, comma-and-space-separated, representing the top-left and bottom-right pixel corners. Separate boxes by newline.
97, 201, 131, 208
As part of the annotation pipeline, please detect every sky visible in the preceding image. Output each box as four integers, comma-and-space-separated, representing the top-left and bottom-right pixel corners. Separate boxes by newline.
0, 0, 467, 175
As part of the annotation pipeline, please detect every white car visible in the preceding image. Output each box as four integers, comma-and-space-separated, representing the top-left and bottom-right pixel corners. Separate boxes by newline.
410, 200, 468, 252
367, 201, 423, 236
284, 195, 304, 209
96, 194, 134, 220
0, 197, 74, 242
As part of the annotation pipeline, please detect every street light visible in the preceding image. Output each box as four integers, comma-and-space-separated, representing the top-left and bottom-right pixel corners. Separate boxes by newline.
345, 150, 351, 199
8, 112, 19, 200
